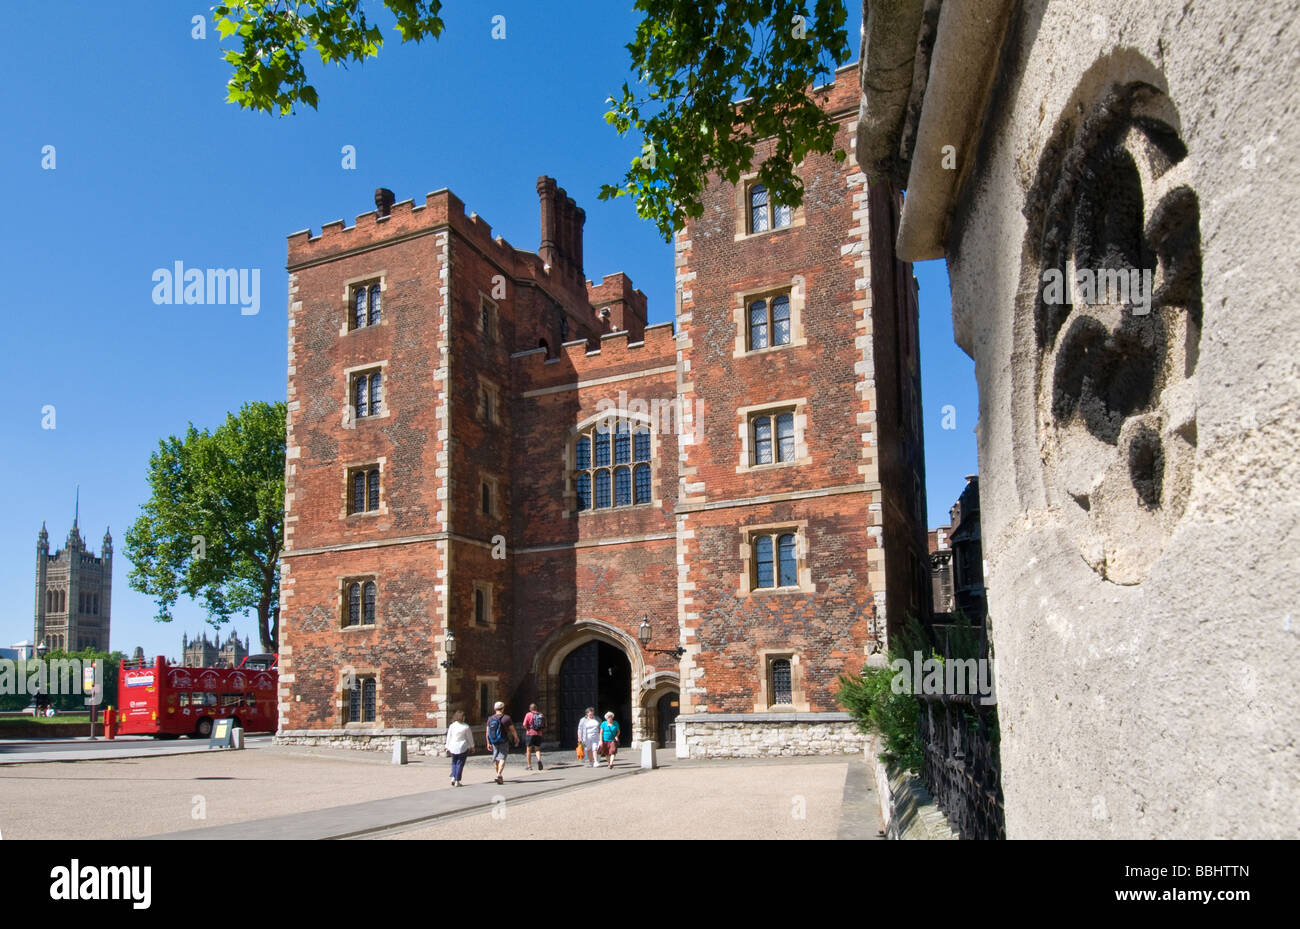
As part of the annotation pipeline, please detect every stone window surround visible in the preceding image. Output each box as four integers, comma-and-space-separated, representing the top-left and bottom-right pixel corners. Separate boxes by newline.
733, 280, 809, 357
472, 579, 496, 631
477, 375, 501, 426
340, 668, 380, 728
475, 676, 500, 724
481, 474, 500, 520
479, 293, 499, 343
338, 574, 379, 630
737, 520, 814, 596
734, 172, 807, 240
753, 649, 811, 713
735, 398, 811, 473
339, 271, 388, 336
563, 411, 662, 518
339, 457, 388, 520
343, 360, 390, 425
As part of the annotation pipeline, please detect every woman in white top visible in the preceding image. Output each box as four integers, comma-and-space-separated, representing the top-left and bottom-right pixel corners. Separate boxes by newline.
445, 709, 474, 786
576, 707, 602, 768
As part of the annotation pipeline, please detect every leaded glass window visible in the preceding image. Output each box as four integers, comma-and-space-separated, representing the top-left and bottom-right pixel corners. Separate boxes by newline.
363, 581, 376, 624
634, 463, 651, 504
353, 370, 382, 418
777, 534, 797, 587
777, 412, 795, 462
368, 286, 381, 325
771, 295, 791, 345
749, 294, 793, 351
614, 423, 631, 464
754, 416, 773, 464
772, 659, 793, 704
749, 299, 769, 349
755, 536, 774, 588
750, 185, 770, 233
573, 421, 653, 511
348, 583, 361, 626
350, 468, 379, 514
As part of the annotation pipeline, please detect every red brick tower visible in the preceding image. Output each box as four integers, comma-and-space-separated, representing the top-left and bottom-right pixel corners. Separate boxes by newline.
671, 63, 928, 754
278, 64, 927, 757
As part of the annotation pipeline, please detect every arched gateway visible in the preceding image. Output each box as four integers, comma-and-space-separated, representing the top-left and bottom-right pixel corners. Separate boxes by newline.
532, 619, 679, 749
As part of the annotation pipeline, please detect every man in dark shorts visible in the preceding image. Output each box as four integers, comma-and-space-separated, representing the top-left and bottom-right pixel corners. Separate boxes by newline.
522, 702, 546, 771
485, 701, 518, 785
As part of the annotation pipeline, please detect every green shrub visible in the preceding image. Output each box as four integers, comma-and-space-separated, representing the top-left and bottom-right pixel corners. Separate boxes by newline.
837, 616, 931, 772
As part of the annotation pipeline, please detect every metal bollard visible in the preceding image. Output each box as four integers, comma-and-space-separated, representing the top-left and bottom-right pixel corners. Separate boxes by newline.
640, 740, 658, 770
232, 727, 245, 750
393, 738, 408, 764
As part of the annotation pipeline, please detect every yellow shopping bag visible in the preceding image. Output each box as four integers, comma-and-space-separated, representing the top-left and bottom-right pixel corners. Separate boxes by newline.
576, 742, 585, 761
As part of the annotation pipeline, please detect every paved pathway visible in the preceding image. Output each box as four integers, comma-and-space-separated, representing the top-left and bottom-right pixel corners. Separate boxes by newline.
0, 740, 883, 840
0, 735, 275, 764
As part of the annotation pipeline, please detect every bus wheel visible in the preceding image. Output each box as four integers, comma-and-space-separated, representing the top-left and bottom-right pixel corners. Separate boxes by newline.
195, 718, 213, 738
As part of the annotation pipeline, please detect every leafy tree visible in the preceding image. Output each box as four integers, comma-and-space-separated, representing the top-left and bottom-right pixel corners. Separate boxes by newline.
125, 401, 286, 651
210, 0, 851, 240
213, 0, 445, 115
600, 1, 851, 238
0, 649, 123, 713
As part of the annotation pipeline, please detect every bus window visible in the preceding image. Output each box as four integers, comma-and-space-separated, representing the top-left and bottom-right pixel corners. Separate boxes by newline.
221, 693, 242, 708
203, 692, 218, 708
178, 693, 189, 707
245, 693, 257, 710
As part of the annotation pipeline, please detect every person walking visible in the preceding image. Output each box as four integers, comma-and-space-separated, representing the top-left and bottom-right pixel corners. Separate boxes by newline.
485, 701, 518, 785
522, 703, 546, 771
445, 709, 474, 787
599, 711, 621, 769
577, 707, 602, 768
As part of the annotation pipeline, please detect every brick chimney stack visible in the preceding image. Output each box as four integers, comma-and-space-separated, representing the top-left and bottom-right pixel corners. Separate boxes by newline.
375, 187, 395, 217
537, 176, 559, 269
536, 176, 586, 283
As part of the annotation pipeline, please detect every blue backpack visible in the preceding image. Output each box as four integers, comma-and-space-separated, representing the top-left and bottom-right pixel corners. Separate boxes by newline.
488, 713, 508, 744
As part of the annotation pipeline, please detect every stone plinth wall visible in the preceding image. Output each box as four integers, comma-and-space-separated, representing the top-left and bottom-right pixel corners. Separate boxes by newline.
277, 729, 450, 756
675, 713, 867, 758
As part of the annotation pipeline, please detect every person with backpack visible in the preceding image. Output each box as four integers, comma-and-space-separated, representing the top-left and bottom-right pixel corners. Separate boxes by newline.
599, 711, 621, 769
577, 707, 602, 768
521, 702, 546, 771
485, 701, 518, 785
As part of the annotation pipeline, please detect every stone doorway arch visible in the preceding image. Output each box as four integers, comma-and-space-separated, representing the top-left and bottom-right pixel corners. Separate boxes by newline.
642, 671, 682, 748
533, 619, 646, 747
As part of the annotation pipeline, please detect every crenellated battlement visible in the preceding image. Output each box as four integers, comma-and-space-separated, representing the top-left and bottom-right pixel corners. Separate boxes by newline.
512, 320, 676, 392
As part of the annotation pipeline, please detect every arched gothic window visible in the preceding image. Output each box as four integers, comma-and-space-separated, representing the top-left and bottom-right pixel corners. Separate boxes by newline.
573, 420, 652, 511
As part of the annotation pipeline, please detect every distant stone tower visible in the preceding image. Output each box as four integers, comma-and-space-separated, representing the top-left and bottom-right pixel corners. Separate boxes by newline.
34, 496, 113, 652
182, 631, 249, 668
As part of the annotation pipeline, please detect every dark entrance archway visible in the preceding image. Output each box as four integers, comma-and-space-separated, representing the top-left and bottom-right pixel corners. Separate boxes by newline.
656, 692, 680, 747
558, 641, 631, 749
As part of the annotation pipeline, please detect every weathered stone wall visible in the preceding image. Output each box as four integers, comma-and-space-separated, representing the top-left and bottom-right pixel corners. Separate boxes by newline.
866, 0, 1300, 837
675, 713, 867, 758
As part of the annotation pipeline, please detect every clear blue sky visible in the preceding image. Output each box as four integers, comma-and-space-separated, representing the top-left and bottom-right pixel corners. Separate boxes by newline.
0, 1, 976, 658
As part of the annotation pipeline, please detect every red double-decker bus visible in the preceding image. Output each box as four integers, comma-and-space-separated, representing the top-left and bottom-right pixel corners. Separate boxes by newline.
116, 654, 278, 738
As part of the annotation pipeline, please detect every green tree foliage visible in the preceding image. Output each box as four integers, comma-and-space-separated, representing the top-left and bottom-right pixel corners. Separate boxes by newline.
124, 401, 286, 651
0, 649, 123, 713
210, 1, 851, 240
601, 1, 851, 239
213, 0, 445, 115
